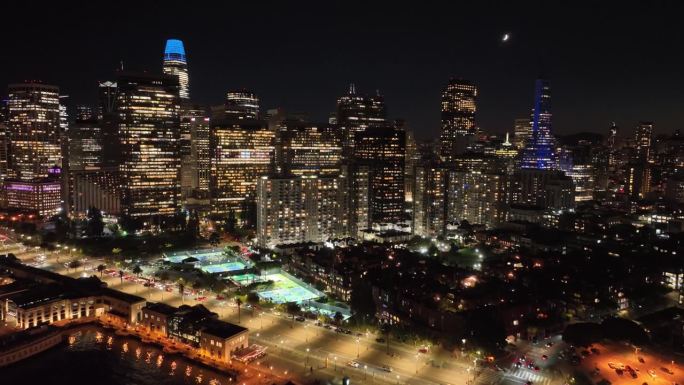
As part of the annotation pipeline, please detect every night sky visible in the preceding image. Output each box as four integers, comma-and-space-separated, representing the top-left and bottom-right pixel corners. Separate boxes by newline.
3, 1, 684, 139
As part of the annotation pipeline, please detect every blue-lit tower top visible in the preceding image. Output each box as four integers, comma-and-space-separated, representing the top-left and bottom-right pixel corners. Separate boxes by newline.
163, 39, 189, 99
164, 39, 187, 62
520, 79, 555, 169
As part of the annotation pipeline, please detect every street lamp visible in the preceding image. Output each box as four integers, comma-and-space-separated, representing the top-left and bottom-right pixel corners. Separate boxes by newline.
334, 356, 338, 371
305, 348, 310, 366
356, 337, 360, 358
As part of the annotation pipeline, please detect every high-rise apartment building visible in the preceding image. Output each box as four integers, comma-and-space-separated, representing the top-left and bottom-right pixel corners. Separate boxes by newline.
513, 169, 575, 210
68, 117, 103, 172
6, 82, 62, 181
626, 162, 651, 200
350, 125, 405, 234
275, 120, 342, 176
413, 164, 448, 237
179, 107, 208, 200
439, 79, 477, 160
4, 82, 63, 217
256, 174, 348, 248
188, 116, 212, 198
513, 118, 532, 150
336, 84, 386, 157
448, 170, 509, 228
163, 39, 190, 100
634, 121, 653, 162
116, 73, 181, 222
210, 120, 274, 222
404, 122, 418, 203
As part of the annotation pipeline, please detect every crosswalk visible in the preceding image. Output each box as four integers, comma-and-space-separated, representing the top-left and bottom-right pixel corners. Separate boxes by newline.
503, 367, 551, 384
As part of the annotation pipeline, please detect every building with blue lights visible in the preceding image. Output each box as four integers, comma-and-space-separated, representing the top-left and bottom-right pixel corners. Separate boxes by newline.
519, 79, 554, 170
163, 39, 190, 100
514, 79, 575, 211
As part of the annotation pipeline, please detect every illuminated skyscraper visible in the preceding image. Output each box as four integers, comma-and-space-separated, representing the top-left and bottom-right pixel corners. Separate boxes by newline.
336, 84, 386, 157
68, 117, 103, 171
179, 106, 208, 200
350, 125, 405, 233
439, 79, 477, 160
634, 121, 653, 162
413, 164, 448, 237
210, 120, 274, 223
117, 73, 181, 221
224, 90, 259, 120
163, 39, 190, 100
513, 80, 575, 212
275, 120, 342, 176
188, 116, 212, 197
513, 117, 532, 150
626, 162, 651, 200
6, 82, 62, 181
519, 79, 554, 170
607, 122, 619, 166
65, 114, 122, 217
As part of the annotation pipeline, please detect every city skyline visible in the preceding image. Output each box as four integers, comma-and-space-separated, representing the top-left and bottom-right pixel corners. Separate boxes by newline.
3, 2, 684, 139
2, 4, 684, 385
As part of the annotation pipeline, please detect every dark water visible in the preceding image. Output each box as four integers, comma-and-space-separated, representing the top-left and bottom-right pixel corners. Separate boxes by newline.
2, 326, 236, 385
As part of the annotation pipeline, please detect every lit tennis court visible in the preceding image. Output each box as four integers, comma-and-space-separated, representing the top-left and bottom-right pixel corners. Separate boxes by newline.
231, 273, 262, 285
163, 249, 225, 264
199, 261, 248, 274
256, 273, 321, 304
163, 248, 253, 274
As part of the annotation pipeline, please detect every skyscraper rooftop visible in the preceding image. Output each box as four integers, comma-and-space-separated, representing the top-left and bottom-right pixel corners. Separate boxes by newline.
164, 39, 187, 63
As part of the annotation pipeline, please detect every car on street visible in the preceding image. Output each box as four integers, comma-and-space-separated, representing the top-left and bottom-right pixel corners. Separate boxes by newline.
347, 360, 360, 368
375, 338, 386, 343
295, 316, 306, 322
380, 365, 392, 372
